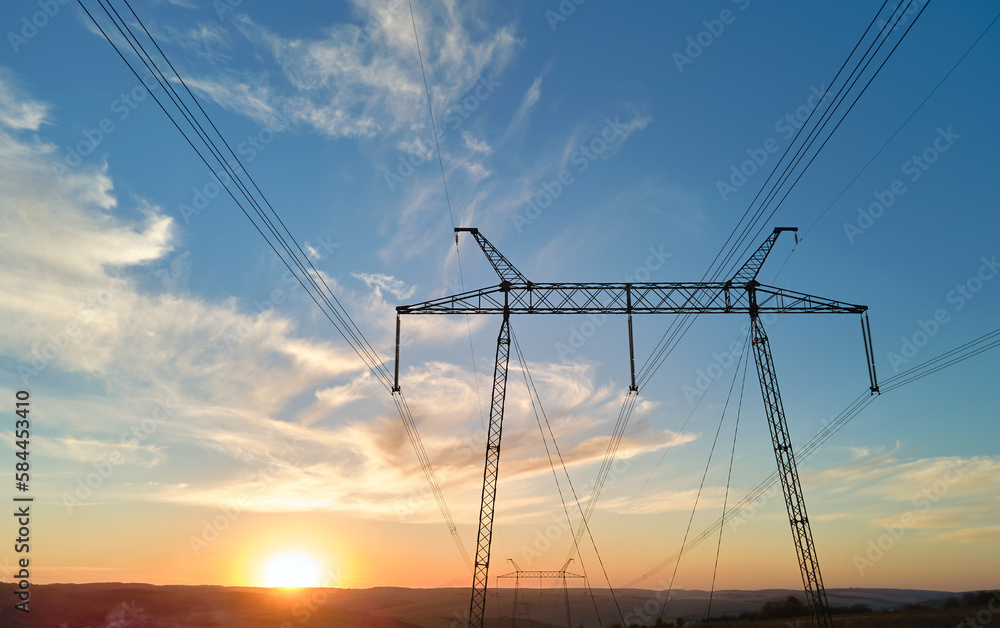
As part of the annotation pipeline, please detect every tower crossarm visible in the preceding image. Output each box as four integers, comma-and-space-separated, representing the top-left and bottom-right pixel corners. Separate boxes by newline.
496, 571, 586, 579
397, 282, 866, 316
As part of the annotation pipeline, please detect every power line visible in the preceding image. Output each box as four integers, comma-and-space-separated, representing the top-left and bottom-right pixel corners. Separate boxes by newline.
803, 8, 1000, 239
720, 0, 933, 276
405, 0, 488, 435
637, 0, 929, 391
511, 331, 610, 627
80, 0, 473, 571
568, 5, 930, 559
627, 324, 1000, 586
707, 337, 749, 619
658, 335, 748, 620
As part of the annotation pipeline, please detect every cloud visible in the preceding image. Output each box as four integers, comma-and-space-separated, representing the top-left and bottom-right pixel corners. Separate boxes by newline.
184, 1, 518, 140
814, 448, 1000, 537
599, 486, 729, 514
35, 437, 167, 468
462, 131, 492, 154
352, 271, 417, 301
180, 75, 280, 124
0, 81, 509, 524
0, 78, 380, 490
815, 447, 999, 502
0, 68, 51, 130
501, 62, 550, 143
158, 22, 234, 65
932, 524, 1000, 544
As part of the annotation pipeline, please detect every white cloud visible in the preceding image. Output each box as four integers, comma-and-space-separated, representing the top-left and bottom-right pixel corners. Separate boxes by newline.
502, 67, 546, 143
462, 131, 492, 154
352, 271, 417, 301
0, 81, 382, 494
184, 1, 518, 140
0, 69, 51, 131
35, 437, 167, 468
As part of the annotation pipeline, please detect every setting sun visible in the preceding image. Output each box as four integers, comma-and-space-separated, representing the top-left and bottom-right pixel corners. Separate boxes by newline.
264, 553, 321, 588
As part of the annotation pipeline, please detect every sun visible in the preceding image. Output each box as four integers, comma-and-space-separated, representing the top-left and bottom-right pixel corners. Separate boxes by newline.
264, 553, 321, 588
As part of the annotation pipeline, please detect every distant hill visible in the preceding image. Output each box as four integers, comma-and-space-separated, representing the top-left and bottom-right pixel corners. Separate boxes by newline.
0, 582, 965, 627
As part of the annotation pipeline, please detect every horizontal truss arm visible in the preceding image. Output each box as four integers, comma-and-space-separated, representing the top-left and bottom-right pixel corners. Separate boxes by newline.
496, 571, 586, 579
397, 283, 867, 315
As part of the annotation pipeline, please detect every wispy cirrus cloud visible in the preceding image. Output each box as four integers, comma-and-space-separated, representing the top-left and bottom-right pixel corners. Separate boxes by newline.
0, 68, 51, 130
185, 0, 518, 140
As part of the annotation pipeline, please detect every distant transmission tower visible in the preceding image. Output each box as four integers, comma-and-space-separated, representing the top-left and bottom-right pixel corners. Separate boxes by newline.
497, 559, 584, 628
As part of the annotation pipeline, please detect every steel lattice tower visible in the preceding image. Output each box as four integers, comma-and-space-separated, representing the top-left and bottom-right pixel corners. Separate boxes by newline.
394, 227, 878, 628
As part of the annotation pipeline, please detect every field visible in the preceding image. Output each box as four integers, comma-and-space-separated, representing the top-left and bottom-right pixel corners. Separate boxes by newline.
2, 583, 997, 627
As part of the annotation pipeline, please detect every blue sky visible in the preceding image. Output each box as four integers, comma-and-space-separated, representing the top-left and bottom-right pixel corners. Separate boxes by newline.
0, 0, 998, 590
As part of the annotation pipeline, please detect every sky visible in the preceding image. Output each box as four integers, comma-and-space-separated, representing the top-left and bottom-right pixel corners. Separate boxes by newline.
0, 0, 998, 596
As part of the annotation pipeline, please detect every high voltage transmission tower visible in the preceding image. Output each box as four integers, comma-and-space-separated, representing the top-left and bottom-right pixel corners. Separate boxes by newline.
394, 227, 879, 628
497, 559, 585, 628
